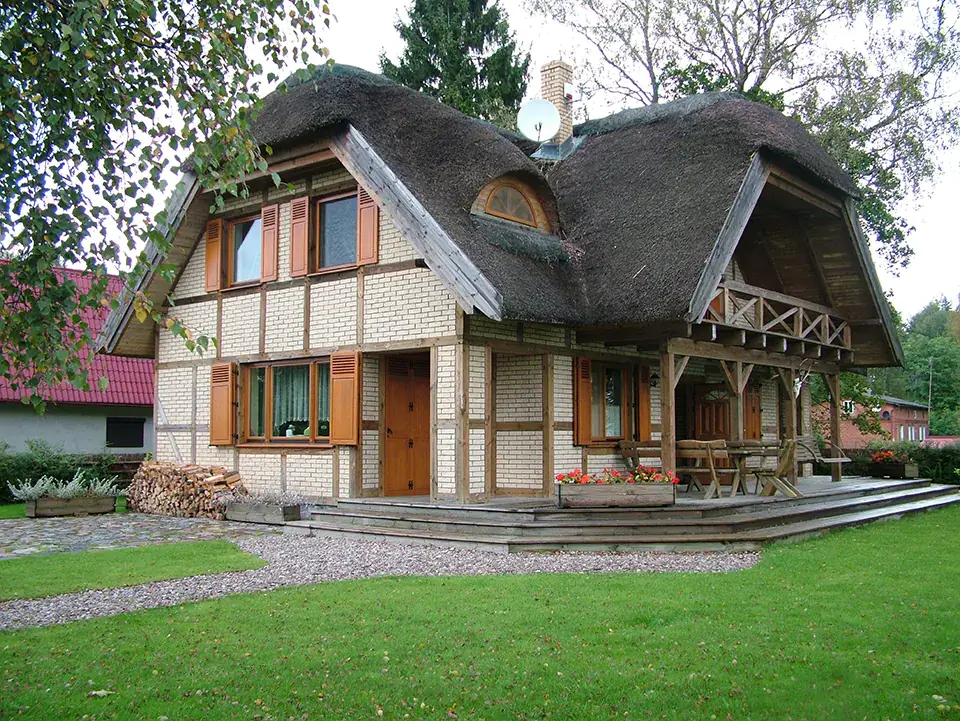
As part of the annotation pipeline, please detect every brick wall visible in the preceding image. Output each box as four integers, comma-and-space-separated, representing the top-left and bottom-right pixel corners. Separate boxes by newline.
309, 278, 357, 347
285, 453, 335, 498
219, 294, 260, 357
496, 355, 541, 421
378, 211, 418, 264
364, 268, 457, 344
496, 431, 542, 489
264, 286, 304, 353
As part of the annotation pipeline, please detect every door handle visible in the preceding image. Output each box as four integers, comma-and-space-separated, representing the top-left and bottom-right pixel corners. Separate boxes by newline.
408, 439, 414, 448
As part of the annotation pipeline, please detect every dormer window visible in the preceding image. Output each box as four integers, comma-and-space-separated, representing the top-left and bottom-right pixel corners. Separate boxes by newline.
484, 184, 538, 227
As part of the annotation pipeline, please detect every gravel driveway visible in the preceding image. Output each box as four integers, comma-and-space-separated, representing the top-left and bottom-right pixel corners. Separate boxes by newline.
0, 535, 760, 631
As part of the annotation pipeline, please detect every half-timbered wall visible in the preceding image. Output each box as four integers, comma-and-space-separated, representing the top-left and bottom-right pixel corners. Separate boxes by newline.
153, 163, 460, 498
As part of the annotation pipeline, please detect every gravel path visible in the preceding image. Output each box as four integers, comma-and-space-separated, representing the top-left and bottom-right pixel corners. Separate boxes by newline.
0, 513, 278, 559
0, 535, 760, 630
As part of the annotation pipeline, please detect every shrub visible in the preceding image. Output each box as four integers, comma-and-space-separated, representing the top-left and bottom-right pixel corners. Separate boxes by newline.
7, 469, 124, 501
0, 439, 116, 503
822, 441, 960, 484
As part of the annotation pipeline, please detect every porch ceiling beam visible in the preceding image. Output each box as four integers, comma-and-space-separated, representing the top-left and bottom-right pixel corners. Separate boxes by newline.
718, 329, 747, 347
766, 167, 844, 217
744, 332, 767, 350
666, 337, 840, 375
691, 323, 718, 342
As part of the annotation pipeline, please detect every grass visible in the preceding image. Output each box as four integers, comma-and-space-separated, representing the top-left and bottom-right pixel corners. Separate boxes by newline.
1, 506, 958, 720
0, 541, 265, 601
0, 496, 129, 518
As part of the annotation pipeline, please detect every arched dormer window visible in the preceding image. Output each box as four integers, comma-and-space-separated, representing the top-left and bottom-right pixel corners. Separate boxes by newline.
484, 184, 538, 227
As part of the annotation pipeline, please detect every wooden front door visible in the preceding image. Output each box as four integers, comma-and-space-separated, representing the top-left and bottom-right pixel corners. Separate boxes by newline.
384, 354, 431, 496
694, 385, 731, 441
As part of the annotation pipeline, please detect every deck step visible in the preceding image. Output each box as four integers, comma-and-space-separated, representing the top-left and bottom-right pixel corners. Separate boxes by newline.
288, 486, 960, 552
308, 484, 954, 538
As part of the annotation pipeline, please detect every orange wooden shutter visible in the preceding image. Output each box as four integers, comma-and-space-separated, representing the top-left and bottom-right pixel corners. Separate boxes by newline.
356, 187, 379, 266
330, 351, 360, 445
637, 365, 652, 441
289, 196, 310, 277
209, 361, 236, 446
260, 204, 279, 282
574, 356, 592, 446
204, 219, 223, 292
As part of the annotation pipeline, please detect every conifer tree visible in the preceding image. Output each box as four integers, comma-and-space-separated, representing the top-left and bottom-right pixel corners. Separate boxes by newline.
380, 0, 530, 126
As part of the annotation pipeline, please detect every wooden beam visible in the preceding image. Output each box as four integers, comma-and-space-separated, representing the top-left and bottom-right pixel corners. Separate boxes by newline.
723, 280, 837, 317
484, 347, 496, 497
674, 356, 690, 389
744, 332, 767, 350
666, 338, 840, 376
794, 217, 837, 307
542, 353, 555, 497
691, 324, 718, 342
718, 329, 747, 347
730, 361, 744, 442
825, 373, 843, 482
430, 345, 439, 501
766, 167, 843, 217
660, 350, 676, 475
686, 154, 770, 323
782, 369, 798, 484
456, 334, 470, 504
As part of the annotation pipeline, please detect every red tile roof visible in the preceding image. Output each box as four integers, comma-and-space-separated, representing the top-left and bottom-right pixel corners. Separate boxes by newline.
0, 268, 154, 407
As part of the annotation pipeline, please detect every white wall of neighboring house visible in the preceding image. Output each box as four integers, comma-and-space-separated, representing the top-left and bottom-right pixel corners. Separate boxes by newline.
0, 403, 154, 454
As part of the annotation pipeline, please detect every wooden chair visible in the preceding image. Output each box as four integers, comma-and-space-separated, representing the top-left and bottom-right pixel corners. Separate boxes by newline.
676, 439, 735, 499
617, 441, 662, 470
752, 440, 803, 498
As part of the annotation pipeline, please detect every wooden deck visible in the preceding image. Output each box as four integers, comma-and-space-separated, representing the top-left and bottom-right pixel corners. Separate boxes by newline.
285, 476, 960, 552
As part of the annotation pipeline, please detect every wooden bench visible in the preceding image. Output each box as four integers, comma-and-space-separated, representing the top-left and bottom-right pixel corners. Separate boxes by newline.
676, 439, 737, 500
617, 441, 662, 470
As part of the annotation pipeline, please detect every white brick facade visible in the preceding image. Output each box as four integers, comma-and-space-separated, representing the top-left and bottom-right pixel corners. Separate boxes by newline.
363, 268, 457, 344
309, 278, 357, 348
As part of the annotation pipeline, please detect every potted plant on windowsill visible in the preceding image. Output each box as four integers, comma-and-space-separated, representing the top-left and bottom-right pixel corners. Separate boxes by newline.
7, 470, 123, 517
219, 490, 308, 524
555, 466, 679, 508
868, 449, 919, 479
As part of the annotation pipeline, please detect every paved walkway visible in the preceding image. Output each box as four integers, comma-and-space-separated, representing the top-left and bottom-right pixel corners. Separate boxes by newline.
0, 513, 279, 559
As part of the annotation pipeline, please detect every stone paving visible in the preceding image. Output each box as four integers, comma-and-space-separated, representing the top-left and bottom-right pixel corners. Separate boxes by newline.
0, 512, 279, 559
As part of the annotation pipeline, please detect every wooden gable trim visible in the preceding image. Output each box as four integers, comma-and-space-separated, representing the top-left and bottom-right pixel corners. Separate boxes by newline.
328, 124, 504, 320
840, 198, 904, 366
685, 153, 770, 326
99, 171, 202, 356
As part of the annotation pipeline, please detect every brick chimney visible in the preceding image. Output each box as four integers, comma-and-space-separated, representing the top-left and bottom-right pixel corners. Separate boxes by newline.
540, 59, 574, 143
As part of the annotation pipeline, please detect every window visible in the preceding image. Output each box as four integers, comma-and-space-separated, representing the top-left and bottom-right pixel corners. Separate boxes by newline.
588, 364, 627, 442
243, 360, 331, 443
881, 410, 891, 420
920, 426, 926, 441
484, 184, 537, 227
899, 425, 905, 440
106, 417, 145, 448
316, 192, 358, 270
909, 426, 916, 441
913, 410, 918, 419
229, 215, 262, 284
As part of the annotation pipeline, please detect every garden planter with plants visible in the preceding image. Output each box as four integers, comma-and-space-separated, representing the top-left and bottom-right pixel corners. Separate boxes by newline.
555, 467, 678, 508
220, 491, 308, 525
869, 450, 920, 480
8, 470, 124, 518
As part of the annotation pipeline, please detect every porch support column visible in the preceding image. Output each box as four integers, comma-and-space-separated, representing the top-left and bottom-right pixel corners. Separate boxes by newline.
541, 353, 555, 497
825, 372, 842, 482
778, 369, 798, 484
660, 350, 676, 475
455, 330, 470, 504
719, 360, 746, 442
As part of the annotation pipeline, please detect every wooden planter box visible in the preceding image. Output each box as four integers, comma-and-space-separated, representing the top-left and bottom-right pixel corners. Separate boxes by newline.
869, 462, 919, 480
225, 503, 301, 525
556, 482, 676, 508
25, 496, 116, 518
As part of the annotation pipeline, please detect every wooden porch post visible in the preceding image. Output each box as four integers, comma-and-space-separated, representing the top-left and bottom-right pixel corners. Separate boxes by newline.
660, 350, 676, 475
779, 369, 798, 484
541, 353, 555, 497
825, 373, 842, 482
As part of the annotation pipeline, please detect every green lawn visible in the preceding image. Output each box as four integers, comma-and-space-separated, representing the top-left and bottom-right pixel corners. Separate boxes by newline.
0, 496, 129, 518
0, 541, 265, 600
1, 506, 959, 720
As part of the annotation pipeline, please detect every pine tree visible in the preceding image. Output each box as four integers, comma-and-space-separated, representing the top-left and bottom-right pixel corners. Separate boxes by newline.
380, 0, 530, 126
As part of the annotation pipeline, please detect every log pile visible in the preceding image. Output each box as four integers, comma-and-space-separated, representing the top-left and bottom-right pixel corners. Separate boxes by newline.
127, 462, 246, 519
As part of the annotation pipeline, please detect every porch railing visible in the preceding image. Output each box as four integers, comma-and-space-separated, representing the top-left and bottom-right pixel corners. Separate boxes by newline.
703, 281, 851, 350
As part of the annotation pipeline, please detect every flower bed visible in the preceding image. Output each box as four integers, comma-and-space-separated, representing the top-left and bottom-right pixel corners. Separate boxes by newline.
555, 467, 678, 508
7, 470, 124, 518
869, 450, 919, 480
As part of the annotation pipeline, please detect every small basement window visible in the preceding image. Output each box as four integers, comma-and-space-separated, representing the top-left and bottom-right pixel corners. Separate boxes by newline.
485, 184, 537, 227
106, 417, 146, 448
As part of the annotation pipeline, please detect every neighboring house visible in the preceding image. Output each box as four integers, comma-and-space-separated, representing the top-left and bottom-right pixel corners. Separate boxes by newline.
100, 62, 901, 502
924, 436, 960, 448
812, 396, 929, 449
0, 268, 154, 455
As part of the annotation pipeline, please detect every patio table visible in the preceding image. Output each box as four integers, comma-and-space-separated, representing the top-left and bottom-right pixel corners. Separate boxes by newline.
724, 441, 783, 498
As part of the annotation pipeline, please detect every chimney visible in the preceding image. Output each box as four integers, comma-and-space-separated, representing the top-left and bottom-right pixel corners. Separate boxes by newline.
540, 59, 574, 143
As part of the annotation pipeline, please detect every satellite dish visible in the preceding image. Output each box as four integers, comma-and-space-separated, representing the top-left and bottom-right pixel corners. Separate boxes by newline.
517, 98, 561, 142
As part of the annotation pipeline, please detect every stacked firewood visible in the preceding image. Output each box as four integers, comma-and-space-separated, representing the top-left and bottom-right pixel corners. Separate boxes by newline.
127, 462, 246, 519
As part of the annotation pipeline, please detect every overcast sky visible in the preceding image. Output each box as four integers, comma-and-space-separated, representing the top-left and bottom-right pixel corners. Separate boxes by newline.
322, 0, 959, 321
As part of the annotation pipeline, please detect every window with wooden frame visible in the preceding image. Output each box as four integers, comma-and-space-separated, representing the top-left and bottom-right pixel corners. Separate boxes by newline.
574, 357, 631, 445
288, 187, 379, 277
315, 190, 359, 270
484, 183, 538, 227
242, 360, 332, 444
204, 204, 279, 291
